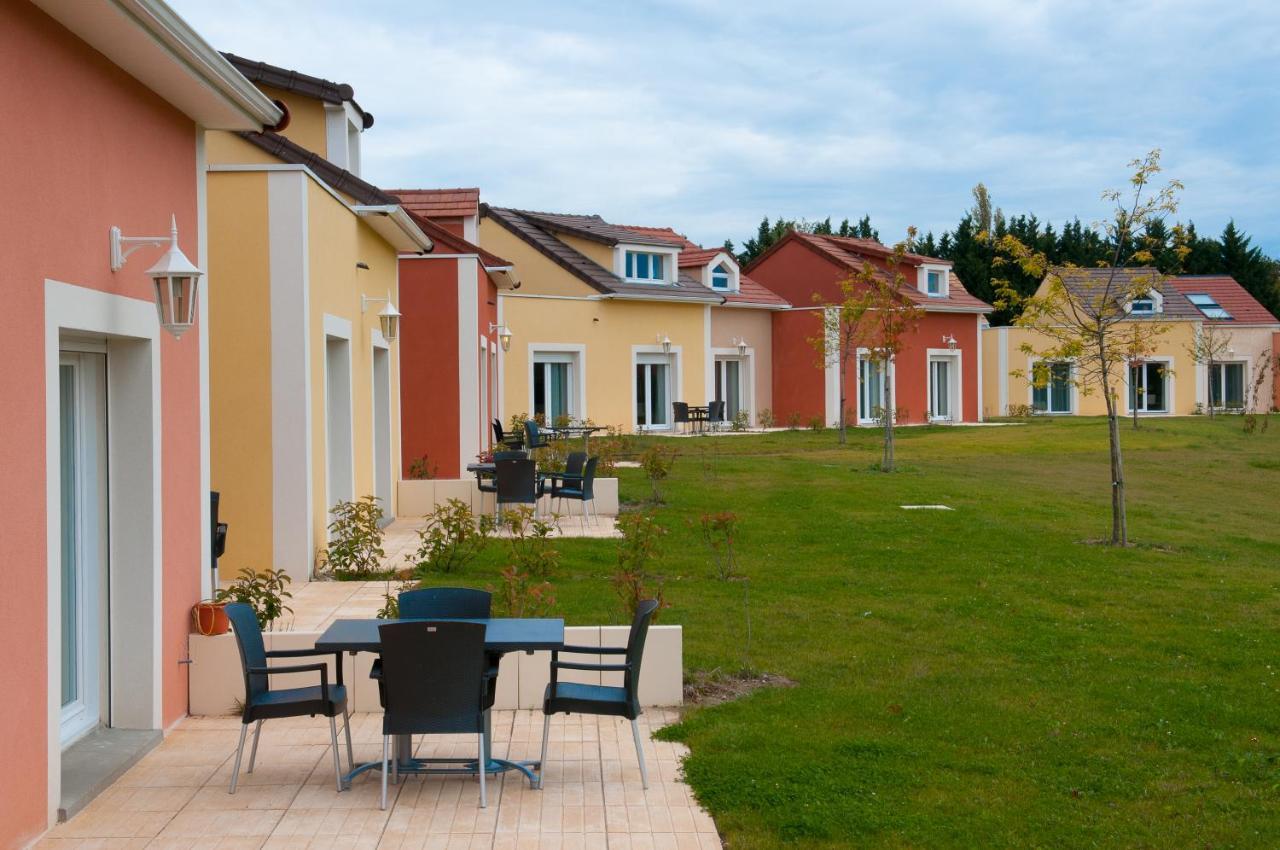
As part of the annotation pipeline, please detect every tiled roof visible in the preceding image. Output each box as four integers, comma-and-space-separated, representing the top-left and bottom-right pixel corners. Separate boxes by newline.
405, 211, 510, 268
223, 53, 373, 129
675, 247, 788, 308
517, 212, 688, 248
1168, 275, 1279, 325
763, 231, 990, 313
482, 206, 722, 303
1053, 267, 1201, 320
236, 130, 397, 205
619, 225, 700, 249
677, 247, 725, 267
389, 188, 480, 220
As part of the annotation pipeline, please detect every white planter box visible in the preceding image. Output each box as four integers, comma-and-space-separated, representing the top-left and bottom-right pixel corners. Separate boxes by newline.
189, 624, 681, 715
396, 477, 619, 519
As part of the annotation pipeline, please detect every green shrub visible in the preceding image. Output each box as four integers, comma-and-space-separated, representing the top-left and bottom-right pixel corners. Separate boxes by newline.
217, 567, 293, 630
407, 455, 437, 480
613, 511, 669, 622
757, 408, 775, 429
325, 495, 388, 580
408, 498, 494, 574
641, 444, 677, 502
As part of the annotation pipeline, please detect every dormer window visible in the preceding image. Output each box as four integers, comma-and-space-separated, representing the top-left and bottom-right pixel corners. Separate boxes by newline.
919, 265, 949, 297
1129, 297, 1155, 315
711, 263, 732, 290
625, 250, 666, 282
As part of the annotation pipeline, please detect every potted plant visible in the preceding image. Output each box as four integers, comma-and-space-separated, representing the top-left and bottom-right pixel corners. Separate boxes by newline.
191, 598, 230, 635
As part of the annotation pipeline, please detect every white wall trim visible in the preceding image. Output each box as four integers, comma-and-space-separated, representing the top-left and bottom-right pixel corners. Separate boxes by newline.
1026, 356, 1080, 415
526, 343, 589, 422
997, 326, 1009, 416
267, 172, 314, 581
703, 305, 713, 404
631, 344, 683, 431
457, 258, 481, 470
196, 128, 212, 599
1122, 354, 1177, 416
975, 316, 984, 423
824, 307, 840, 426
44, 280, 163, 828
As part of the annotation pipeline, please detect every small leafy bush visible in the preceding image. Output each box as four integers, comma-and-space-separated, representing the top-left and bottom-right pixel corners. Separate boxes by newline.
787, 412, 802, 430
407, 455, 437, 480
407, 498, 494, 574
613, 511, 669, 622
501, 506, 560, 579
1006, 403, 1035, 418
758, 408, 775, 429
807, 416, 825, 432
731, 409, 750, 431
325, 495, 388, 580
696, 511, 740, 581
492, 566, 557, 618
217, 567, 293, 630
376, 576, 417, 619
641, 444, 677, 502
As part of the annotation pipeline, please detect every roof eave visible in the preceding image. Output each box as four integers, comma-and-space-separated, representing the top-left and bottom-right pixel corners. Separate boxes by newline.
352, 205, 433, 253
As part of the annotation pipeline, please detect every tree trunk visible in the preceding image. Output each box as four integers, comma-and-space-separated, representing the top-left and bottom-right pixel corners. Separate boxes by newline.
881, 360, 894, 472
838, 352, 847, 445
1207, 357, 1215, 418
1104, 381, 1128, 546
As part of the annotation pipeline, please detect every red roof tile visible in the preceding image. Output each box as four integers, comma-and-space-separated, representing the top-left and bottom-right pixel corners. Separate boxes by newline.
389, 188, 480, 219
617, 225, 700, 249
1168, 275, 1279, 325
404, 211, 510, 268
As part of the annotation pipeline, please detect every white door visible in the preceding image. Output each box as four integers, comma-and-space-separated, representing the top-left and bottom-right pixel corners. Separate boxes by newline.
635, 355, 671, 429
929, 358, 952, 421
714, 358, 744, 421
58, 352, 108, 747
325, 336, 354, 519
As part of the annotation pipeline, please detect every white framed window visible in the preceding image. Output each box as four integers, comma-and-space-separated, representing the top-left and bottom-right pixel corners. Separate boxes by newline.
1127, 360, 1171, 414
714, 356, 745, 420
1030, 360, 1073, 414
1125, 288, 1163, 316
532, 351, 579, 422
625, 250, 666, 282
634, 352, 673, 429
1209, 361, 1246, 410
711, 263, 732, 290
927, 271, 943, 296
918, 265, 949, 297
857, 353, 890, 423
927, 353, 961, 421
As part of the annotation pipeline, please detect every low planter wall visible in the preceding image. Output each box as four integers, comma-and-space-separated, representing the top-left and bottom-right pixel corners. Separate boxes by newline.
398, 477, 620, 519
189, 624, 682, 716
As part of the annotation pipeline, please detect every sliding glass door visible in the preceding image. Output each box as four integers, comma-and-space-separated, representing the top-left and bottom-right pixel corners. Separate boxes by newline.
1128, 362, 1168, 413
858, 356, 886, 423
928, 358, 953, 421
1209, 362, 1245, 410
1032, 361, 1072, 414
635, 355, 671, 429
533, 353, 576, 422
714, 357, 743, 421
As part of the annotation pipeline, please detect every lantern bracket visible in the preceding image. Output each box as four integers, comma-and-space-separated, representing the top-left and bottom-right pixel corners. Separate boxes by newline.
110, 222, 175, 272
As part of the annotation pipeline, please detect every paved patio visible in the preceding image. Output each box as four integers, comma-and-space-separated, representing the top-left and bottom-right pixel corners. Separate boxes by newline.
37, 708, 721, 848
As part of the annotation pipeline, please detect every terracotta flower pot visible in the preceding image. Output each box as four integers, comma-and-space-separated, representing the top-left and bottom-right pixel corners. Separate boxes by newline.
192, 601, 230, 636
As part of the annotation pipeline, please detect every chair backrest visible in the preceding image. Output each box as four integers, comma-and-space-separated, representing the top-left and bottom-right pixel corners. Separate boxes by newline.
624, 599, 660, 711
709, 400, 726, 421
378, 621, 488, 735
491, 419, 505, 444
225, 602, 268, 700
579, 456, 599, 499
493, 450, 527, 461
672, 402, 690, 423
524, 419, 548, 448
496, 458, 537, 504
398, 587, 491, 620
565, 451, 587, 478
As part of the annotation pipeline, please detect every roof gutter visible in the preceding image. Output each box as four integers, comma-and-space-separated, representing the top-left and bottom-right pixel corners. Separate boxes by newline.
352, 205, 433, 253
484, 265, 521, 290
602, 293, 725, 305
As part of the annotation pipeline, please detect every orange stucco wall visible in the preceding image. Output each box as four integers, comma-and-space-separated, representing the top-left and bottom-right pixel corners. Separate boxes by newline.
0, 5, 202, 843
771, 308, 827, 423
399, 258, 462, 478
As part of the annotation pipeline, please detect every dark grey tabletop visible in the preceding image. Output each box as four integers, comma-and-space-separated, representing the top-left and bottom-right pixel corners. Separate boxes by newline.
315, 617, 565, 654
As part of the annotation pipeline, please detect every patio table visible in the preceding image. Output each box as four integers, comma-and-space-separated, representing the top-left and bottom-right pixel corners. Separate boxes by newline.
315, 617, 565, 788
687, 405, 709, 433
549, 424, 605, 452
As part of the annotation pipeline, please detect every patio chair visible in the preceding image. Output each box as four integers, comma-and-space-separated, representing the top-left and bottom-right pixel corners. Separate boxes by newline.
707, 400, 727, 431
545, 451, 586, 497
553, 456, 599, 526
672, 402, 690, 434
496, 457, 544, 518
492, 418, 523, 450
539, 599, 660, 790
377, 621, 496, 809
225, 602, 351, 794
524, 419, 552, 450
370, 588, 497, 708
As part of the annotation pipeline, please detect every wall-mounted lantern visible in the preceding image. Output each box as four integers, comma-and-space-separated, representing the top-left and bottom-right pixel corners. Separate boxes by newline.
733, 337, 750, 356
658, 334, 672, 355
110, 215, 202, 339
361, 290, 401, 342
942, 334, 958, 350
488, 323, 513, 352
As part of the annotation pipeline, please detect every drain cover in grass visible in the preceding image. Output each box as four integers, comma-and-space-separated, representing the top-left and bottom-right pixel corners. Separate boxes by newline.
900, 504, 954, 510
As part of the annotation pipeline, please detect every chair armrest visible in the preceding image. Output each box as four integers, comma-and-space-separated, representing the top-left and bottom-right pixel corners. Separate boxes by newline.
247, 662, 330, 702
558, 644, 627, 655
552, 660, 629, 672
265, 648, 344, 685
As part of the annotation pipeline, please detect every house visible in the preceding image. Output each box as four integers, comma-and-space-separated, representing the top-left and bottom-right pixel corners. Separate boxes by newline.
389, 189, 520, 479
981, 269, 1279, 417
745, 231, 992, 426
206, 56, 433, 581
478, 208, 786, 432
0, 0, 280, 841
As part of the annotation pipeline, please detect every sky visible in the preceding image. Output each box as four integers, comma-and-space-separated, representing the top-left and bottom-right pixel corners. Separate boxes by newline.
172, 0, 1280, 254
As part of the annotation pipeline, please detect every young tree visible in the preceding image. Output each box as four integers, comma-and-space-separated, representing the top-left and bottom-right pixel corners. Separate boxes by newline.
809, 230, 923, 467
993, 150, 1181, 546
1184, 321, 1233, 418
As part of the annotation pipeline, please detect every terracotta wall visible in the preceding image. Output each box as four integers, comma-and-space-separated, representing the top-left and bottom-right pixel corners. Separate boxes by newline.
0, 4, 202, 843
399, 257, 462, 477
771, 308, 827, 423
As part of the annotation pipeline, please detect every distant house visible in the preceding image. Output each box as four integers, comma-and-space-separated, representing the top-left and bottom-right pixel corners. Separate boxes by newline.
479, 209, 786, 432
745, 231, 992, 426
390, 188, 519, 478
981, 269, 1279, 416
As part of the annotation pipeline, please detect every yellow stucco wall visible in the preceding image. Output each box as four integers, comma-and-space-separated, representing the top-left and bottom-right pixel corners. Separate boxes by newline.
305, 180, 401, 566
258, 84, 330, 158
556, 233, 616, 271
206, 129, 281, 167
710, 307, 774, 424
500, 294, 708, 432
480, 218, 599, 298
982, 322, 1201, 417
208, 172, 274, 576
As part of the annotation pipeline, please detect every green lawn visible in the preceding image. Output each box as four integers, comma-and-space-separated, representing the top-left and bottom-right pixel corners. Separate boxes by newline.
433, 417, 1280, 848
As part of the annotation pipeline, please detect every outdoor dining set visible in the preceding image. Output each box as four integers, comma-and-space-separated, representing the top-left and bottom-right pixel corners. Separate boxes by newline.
468, 419, 604, 523
224, 588, 660, 810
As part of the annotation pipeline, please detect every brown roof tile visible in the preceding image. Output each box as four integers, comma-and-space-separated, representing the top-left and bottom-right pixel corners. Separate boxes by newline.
223, 53, 373, 128
517, 212, 689, 247
405, 211, 510, 267
1053, 267, 1201, 320
389, 188, 480, 219
235, 130, 397, 205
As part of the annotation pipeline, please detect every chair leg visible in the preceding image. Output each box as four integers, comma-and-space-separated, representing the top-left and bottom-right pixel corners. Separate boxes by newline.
380, 735, 389, 811
229, 723, 248, 794
343, 707, 354, 772
478, 732, 488, 808
329, 715, 343, 793
631, 717, 650, 790
538, 713, 551, 790
246, 719, 263, 773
